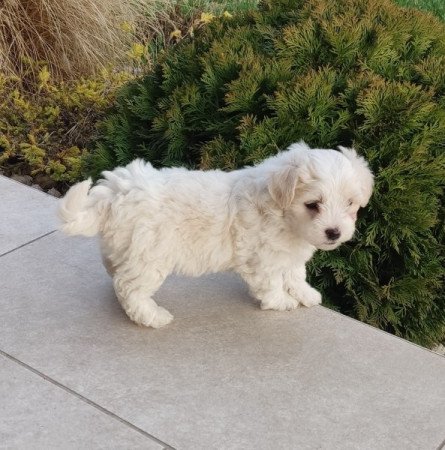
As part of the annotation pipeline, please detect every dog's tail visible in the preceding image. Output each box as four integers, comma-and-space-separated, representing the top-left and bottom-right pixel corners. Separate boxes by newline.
58, 178, 102, 236
59, 159, 155, 237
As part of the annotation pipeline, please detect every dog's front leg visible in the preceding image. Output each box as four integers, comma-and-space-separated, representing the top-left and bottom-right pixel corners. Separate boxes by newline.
283, 266, 322, 308
240, 269, 299, 311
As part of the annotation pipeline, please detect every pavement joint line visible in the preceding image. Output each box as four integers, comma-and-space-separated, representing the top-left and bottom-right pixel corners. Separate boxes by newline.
0, 349, 176, 449
437, 437, 445, 450
0, 230, 57, 258
322, 305, 445, 359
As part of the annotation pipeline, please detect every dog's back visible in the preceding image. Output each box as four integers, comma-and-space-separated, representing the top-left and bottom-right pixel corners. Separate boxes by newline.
59, 159, 238, 275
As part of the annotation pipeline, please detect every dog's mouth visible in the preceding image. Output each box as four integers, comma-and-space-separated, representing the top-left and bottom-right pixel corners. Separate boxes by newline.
318, 241, 341, 250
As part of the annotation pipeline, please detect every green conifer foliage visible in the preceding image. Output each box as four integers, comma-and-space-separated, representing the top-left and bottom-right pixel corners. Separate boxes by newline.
87, 0, 445, 347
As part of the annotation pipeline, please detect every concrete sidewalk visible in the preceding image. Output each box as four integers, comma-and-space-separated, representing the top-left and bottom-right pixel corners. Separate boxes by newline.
1, 175, 444, 450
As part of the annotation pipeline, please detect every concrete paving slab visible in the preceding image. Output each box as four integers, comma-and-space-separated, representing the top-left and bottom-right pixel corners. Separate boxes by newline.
0, 354, 165, 449
0, 176, 57, 256
1, 231, 444, 449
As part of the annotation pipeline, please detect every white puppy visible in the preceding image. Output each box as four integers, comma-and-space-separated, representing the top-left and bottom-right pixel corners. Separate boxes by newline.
59, 142, 373, 328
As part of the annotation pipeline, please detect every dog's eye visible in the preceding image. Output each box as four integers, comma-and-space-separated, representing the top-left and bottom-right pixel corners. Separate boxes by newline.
348, 199, 353, 207
305, 202, 320, 212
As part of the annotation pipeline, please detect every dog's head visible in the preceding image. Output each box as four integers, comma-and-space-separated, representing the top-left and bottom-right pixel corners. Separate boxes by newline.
267, 142, 374, 250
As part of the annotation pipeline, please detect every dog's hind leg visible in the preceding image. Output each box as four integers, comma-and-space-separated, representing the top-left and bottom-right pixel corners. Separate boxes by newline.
113, 264, 173, 328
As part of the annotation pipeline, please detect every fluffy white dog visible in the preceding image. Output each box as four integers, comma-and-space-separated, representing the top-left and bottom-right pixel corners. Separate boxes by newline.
59, 142, 373, 328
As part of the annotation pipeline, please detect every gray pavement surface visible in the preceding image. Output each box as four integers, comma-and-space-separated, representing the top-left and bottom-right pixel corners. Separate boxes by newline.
1, 175, 444, 450
0, 176, 57, 256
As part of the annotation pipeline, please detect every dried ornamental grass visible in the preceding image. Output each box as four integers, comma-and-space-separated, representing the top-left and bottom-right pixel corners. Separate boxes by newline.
0, 0, 258, 80
0, 0, 149, 80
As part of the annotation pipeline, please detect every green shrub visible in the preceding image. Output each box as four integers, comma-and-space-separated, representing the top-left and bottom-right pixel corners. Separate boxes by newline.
395, 0, 445, 21
87, 0, 445, 347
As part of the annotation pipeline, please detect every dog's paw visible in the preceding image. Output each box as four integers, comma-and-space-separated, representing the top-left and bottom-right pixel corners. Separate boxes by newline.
300, 288, 322, 307
150, 306, 174, 328
128, 303, 174, 328
260, 292, 300, 311
288, 284, 322, 308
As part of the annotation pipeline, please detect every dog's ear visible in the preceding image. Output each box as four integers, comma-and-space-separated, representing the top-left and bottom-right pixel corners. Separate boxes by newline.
268, 165, 301, 209
339, 146, 374, 207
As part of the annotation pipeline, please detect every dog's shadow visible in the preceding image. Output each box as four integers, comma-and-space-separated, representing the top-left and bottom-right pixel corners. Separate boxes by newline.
104, 271, 257, 323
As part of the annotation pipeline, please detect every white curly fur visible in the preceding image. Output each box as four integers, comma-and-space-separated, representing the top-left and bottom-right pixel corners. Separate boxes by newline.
59, 142, 373, 328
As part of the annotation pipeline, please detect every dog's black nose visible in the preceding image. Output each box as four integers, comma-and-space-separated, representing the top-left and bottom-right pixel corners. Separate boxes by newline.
325, 228, 341, 241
